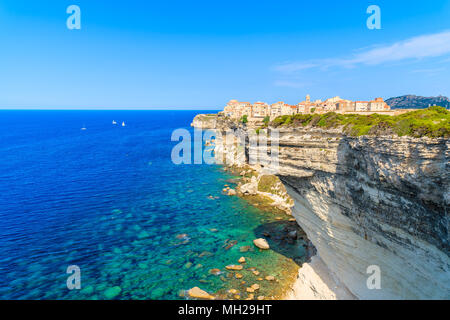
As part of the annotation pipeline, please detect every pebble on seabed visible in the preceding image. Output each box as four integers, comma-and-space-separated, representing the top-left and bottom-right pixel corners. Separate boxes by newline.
225, 264, 243, 271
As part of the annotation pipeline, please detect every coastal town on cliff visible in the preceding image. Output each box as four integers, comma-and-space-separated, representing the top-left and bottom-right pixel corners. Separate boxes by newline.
223, 95, 394, 122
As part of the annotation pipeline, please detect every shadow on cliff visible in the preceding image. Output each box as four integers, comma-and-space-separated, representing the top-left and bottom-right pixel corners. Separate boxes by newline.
253, 220, 312, 266
332, 135, 448, 254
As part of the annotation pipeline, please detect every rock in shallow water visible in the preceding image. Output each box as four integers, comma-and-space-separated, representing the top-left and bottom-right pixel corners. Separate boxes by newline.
188, 287, 214, 300
288, 231, 298, 239
251, 284, 260, 290
137, 231, 150, 239
253, 238, 270, 250
80, 285, 94, 295
208, 268, 221, 275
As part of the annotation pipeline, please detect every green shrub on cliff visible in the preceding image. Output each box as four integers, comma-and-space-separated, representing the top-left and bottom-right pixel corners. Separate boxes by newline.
257, 175, 280, 193
270, 106, 449, 138
257, 175, 294, 206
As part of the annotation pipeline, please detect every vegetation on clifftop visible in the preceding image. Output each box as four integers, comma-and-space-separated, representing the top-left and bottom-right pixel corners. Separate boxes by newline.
271, 106, 450, 138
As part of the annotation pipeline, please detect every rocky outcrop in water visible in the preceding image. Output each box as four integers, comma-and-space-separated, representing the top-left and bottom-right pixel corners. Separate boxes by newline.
193, 114, 450, 299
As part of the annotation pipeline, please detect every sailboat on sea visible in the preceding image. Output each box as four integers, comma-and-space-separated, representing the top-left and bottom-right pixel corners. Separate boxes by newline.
122, 121, 126, 127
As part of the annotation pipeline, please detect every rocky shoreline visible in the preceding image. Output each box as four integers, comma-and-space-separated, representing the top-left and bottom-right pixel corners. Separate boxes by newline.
184, 162, 315, 300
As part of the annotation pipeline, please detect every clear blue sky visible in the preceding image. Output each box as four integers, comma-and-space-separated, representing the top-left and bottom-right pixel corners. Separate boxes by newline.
0, 0, 449, 109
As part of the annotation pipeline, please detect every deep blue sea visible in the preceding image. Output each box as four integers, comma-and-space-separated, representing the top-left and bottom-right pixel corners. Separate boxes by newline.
0, 110, 304, 300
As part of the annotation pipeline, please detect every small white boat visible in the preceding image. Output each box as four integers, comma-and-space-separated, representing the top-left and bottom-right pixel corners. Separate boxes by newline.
81, 127, 87, 131
122, 121, 126, 127
112, 120, 117, 125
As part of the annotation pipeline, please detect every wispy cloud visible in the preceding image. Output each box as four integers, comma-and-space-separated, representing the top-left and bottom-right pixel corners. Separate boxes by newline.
410, 67, 446, 76
273, 80, 308, 89
274, 30, 450, 73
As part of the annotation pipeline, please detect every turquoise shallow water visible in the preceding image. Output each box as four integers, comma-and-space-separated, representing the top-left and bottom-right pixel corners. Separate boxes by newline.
0, 110, 306, 299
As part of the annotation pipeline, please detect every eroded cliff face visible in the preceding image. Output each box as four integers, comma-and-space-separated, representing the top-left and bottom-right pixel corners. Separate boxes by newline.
200, 114, 449, 299
273, 128, 449, 299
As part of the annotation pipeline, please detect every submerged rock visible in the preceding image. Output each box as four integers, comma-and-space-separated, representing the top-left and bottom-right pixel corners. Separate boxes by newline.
208, 268, 221, 275
288, 231, 298, 240
104, 286, 121, 299
80, 285, 94, 295
251, 284, 260, 290
138, 263, 148, 269
225, 264, 243, 271
199, 251, 213, 258
224, 240, 238, 250
137, 231, 150, 239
